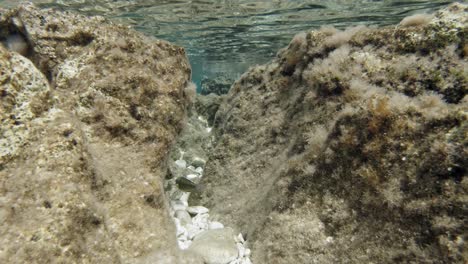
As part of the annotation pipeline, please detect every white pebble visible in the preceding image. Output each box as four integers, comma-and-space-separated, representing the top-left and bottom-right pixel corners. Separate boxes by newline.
209, 221, 224, 230
174, 210, 191, 226
175, 159, 187, 168
244, 248, 251, 257
176, 225, 187, 238
186, 224, 203, 240
192, 213, 210, 230
236, 242, 245, 257
187, 165, 196, 171
178, 239, 192, 250
187, 206, 209, 215
171, 201, 187, 211
179, 192, 190, 203
195, 167, 204, 174
236, 233, 245, 243
186, 174, 199, 180
206, 127, 212, 133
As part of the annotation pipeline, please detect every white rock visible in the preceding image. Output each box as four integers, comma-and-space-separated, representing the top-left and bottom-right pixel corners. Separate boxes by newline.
195, 167, 204, 174
236, 243, 245, 257
188, 165, 196, 171
186, 174, 199, 180
244, 248, 251, 257
188, 206, 209, 215
176, 224, 187, 238
178, 239, 192, 250
171, 201, 187, 211
188, 228, 239, 264
209, 221, 224, 230
235, 233, 245, 243
175, 159, 187, 168
180, 192, 190, 203
206, 127, 212, 133
186, 224, 203, 240
174, 210, 192, 226
193, 213, 210, 230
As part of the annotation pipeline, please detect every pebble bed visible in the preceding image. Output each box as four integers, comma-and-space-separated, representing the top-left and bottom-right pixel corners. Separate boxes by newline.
166, 117, 253, 264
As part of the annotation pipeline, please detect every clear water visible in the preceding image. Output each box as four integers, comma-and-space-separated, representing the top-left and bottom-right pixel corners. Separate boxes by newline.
0, 0, 459, 87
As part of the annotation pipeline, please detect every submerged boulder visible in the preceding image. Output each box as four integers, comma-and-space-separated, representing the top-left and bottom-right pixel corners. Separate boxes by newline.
0, 3, 199, 264
195, 3, 467, 264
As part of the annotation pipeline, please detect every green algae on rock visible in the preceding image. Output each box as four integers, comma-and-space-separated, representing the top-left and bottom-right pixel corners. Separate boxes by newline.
193, 3, 467, 263
0, 3, 201, 264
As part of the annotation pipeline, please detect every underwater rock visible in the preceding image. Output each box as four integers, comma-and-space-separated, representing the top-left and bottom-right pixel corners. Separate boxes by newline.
0, 3, 197, 264
200, 74, 234, 95
188, 228, 239, 264
194, 93, 224, 126
188, 205, 210, 215
194, 3, 467, 264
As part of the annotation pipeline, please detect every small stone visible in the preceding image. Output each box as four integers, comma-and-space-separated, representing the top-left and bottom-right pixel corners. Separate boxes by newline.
188, 228, 239, 264
178, 239, 192, 250
186, 224, 203, 240
209, 221, 224, 230
195, 167, 204, 174
180, 192, 190, 203
171, 201, 187, 211
192, 157, 206, 168
186, 174, 199, 180
193, 213, 210, 230
235, 233, 245, 243
244, 248, 251, 257
188, 206, 209, 215
236, 242, 245, 257
175, 210, 191, 226
175, 159, 187, 168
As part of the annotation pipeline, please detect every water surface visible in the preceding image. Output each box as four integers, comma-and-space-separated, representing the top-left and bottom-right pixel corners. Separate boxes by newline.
0, 0, 458, 86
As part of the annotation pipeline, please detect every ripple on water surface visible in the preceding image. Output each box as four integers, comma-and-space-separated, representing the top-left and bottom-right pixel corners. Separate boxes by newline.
0, 0, 458, 85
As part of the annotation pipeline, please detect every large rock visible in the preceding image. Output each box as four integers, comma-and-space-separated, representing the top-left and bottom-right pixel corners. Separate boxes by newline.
194, 3, 467, 264
188, 228, 238, 264
0, 3, 201, 264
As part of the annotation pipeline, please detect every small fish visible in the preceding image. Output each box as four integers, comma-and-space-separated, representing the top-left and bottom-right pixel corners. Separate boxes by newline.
176, 177, 204, 193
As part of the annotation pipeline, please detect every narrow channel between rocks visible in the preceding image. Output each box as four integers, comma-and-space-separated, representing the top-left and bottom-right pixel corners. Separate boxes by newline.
165, 96, 252, 264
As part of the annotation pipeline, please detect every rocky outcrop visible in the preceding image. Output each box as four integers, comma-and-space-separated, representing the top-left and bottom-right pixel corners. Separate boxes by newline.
0, 3, 199, 263
200, 75, 234, 96
194, 3, 467, 263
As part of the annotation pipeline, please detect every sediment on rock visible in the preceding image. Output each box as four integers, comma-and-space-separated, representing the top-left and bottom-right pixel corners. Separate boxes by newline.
0, 3, 198, 263
194, 3, 467, 264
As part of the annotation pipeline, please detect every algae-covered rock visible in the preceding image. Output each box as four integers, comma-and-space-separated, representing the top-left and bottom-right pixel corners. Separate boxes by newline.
195, 3, 467, 263
0, 3, 199, 264
200, 75, 234, 96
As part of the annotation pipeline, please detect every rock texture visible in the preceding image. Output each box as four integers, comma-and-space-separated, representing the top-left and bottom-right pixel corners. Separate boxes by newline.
0, 3, 200, 264
201, 75, 234, 96
188, 228, 238, 264
194, 3, 467, 264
